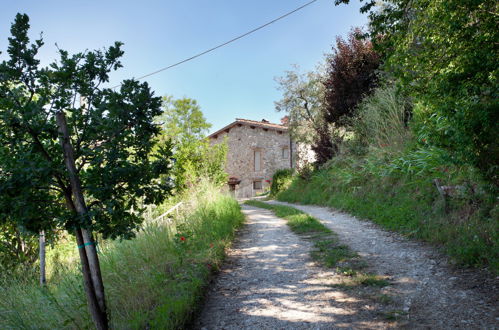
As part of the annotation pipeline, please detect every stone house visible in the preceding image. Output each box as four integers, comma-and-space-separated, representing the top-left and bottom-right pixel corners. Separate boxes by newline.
208, 118, 295, 198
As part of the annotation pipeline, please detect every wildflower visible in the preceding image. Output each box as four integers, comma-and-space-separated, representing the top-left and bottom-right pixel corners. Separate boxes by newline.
180, 236, 186, 242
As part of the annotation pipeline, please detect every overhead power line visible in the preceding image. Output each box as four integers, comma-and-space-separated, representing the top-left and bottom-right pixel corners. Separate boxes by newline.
111, 0, 318, 89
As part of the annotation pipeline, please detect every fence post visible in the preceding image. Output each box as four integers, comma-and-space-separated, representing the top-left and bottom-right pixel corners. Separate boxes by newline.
39, 230, 46, 286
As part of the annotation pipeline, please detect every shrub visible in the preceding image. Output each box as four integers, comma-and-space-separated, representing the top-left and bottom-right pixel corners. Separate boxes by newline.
270, 169, 294, 196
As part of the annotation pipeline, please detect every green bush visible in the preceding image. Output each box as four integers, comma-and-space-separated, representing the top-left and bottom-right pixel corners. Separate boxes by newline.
0, 183, 244, 329
270, 168, 294, 196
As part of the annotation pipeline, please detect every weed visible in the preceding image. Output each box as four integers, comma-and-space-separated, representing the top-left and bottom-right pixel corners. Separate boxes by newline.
379, 310, 407, 321
332, 274, 390, 290
375, 294, 394, 305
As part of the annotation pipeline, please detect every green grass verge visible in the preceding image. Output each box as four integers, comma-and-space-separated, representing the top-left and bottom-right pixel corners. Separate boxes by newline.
245, 200, 330, 235
0, 186, 244, 329
245, 200, 389, 289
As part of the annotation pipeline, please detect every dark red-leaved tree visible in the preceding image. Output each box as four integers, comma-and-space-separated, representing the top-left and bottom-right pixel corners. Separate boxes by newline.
313, 28, 380, 164
324, 28, 380, 124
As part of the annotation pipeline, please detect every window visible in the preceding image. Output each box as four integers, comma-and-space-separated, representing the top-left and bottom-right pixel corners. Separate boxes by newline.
254, 150, 261, 171
282, 147, 289, 159
253, 180, 262, 190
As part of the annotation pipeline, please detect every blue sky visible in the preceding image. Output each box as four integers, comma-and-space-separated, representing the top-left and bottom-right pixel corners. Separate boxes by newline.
0, 0, 367, 133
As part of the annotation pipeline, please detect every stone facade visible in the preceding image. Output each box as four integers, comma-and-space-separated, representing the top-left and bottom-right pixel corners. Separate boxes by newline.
209, 119, 295, 198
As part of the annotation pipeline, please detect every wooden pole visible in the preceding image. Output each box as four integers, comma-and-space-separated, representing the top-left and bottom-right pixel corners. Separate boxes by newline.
56, 111, 108, 330
39, 230, 46, 286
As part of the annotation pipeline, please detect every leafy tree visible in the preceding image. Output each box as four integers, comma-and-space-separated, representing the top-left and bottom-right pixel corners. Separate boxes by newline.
308, 28, 380, 164
390, 0, 499, 184
337, 0, 498, 184
157, 96, 227, 190
0, 14, 173, 329
274, 64, 326, 145
0, 222, 39, 268
333, 0, 413, 58
323, 28, 380, 125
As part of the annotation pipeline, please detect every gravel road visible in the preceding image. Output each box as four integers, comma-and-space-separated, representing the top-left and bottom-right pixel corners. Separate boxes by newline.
268, 201, 498, 329
195, 202, 498, 329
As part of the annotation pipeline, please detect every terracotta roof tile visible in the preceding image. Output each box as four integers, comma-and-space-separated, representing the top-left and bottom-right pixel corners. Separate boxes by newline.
208, 118, 288, 139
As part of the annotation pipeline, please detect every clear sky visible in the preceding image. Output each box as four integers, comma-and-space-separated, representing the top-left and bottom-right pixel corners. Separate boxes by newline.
0, 0, 367, 133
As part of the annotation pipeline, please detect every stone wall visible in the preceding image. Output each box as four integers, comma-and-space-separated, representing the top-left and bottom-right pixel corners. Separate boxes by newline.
210, 124, 295, 198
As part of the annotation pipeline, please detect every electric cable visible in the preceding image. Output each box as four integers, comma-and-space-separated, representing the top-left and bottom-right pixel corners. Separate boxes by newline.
110, 0, 318, 89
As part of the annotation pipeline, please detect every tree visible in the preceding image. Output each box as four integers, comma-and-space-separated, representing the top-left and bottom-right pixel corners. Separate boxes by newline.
0, 14, 173, 329
0, 222, 39, 268
309, 28, 380, 164
274, 64, 340, 165
323, 28, 380, 125
274, 64, 326, 145
157, 96, 227, 190
333, 0, 414, 58
389, 0, 499, 184
336, 0, 499, 184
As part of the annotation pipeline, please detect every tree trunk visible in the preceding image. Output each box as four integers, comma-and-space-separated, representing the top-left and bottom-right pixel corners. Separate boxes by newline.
56, 111, 109, 330
39, 230, 46, 286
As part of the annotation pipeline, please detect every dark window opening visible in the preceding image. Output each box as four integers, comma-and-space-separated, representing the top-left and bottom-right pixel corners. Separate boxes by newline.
253, 181, 262, 190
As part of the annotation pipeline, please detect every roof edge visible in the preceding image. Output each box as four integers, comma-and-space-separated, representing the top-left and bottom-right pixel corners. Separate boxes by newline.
207, 118, 288, 139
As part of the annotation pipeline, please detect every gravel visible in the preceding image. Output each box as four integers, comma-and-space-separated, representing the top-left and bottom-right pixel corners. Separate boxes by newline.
195, 204, 395, 329
268, 201, 499, 329
195, 201, 498, 329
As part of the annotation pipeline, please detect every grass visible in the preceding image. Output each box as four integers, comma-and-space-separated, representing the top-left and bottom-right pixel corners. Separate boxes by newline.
0, 184, 244, 329
244, 200, 391, 293
331, 274, 391, 289
277, 157, 499, 273
245, 201, 329, 234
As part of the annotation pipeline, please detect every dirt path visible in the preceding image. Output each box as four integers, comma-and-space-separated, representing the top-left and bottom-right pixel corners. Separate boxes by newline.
195, 202, 498, 329
195, 204, 393, 329
268, 201, 498, 329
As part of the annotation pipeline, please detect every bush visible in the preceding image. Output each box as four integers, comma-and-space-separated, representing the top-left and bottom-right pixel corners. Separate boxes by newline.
270, 169, 294, 196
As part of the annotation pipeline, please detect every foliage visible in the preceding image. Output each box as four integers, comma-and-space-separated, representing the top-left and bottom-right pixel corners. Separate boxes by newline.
0, 13, 173, 241
334, 0, 413, 58
336, 0, 499, 184
392, 0, 499, 184
323, 28, 381, 125
0, 14, 174, 327
349, 84, 411, 152
314, 28, 380, 164
0, 183, 244, 329
0, 222, 38, 268
157, 96, 227, 191
270, 168, 294, 196
274, 65, 326, 145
